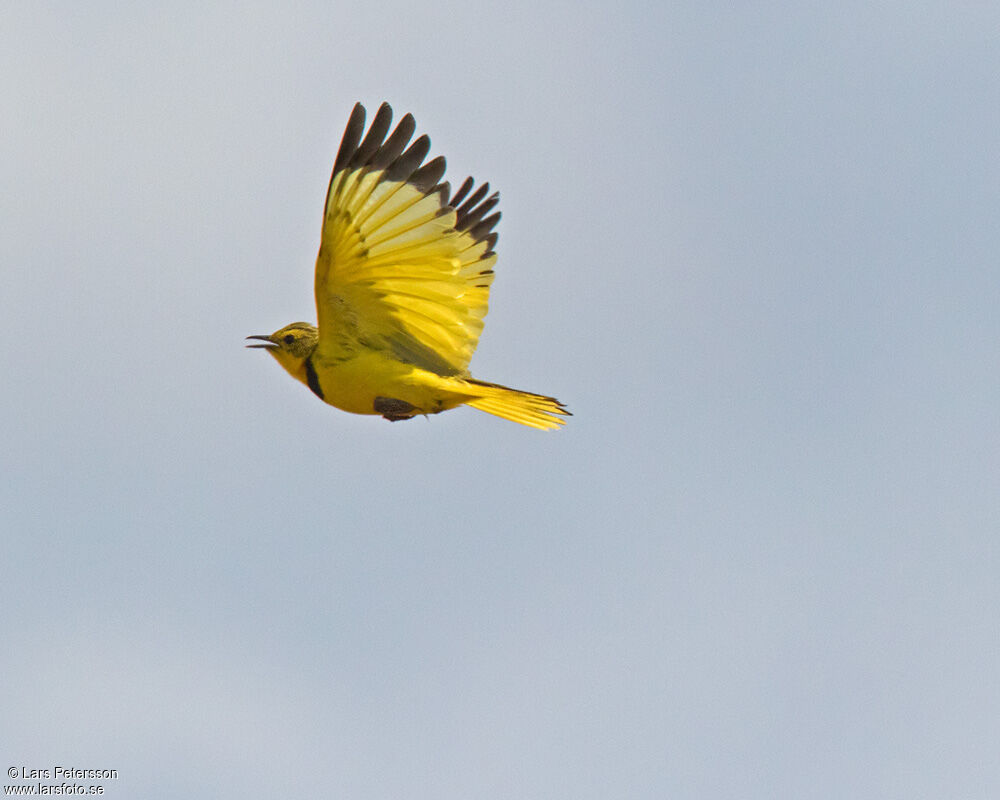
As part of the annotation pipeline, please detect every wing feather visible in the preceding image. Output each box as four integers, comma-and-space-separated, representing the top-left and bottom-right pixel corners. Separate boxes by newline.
314, 102, 500, 374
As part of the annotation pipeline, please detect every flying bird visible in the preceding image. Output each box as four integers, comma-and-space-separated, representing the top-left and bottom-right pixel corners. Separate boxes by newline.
248, 102, 570, 430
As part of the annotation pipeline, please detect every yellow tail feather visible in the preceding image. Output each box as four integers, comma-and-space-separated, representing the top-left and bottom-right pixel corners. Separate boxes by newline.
461, 380, 570, 430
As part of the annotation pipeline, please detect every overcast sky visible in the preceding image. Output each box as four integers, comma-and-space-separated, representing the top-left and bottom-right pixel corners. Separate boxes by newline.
2, 2, 999, 798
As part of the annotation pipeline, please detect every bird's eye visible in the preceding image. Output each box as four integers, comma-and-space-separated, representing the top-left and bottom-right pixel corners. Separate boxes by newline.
283, 334, 295, 345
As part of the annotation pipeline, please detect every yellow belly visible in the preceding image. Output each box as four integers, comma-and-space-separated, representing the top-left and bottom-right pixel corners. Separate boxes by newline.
311, 350, 465, 416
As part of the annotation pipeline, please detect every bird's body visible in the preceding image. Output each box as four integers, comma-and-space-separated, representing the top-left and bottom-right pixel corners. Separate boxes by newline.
311, 350, 444, 416
249, 102, 569, 430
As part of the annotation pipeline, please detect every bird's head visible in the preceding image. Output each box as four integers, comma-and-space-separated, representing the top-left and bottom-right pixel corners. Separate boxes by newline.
246, 322, 319, 379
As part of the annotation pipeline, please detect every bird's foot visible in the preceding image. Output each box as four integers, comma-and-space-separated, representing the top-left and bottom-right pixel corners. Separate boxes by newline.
374, 396, 418, 421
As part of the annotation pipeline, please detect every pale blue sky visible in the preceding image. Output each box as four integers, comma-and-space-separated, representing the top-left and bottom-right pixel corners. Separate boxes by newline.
2, 2, 999, 798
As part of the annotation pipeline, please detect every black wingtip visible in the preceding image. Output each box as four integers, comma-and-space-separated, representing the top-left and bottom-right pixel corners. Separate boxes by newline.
410, 156, 448, 192
371, 113, 416, 169
327, 103, 501, 250
350, 102, 393, 168
450, 176, 474, 208
333, 103, 366, 176
469, 211, 501, 240
385, 134, 431, 182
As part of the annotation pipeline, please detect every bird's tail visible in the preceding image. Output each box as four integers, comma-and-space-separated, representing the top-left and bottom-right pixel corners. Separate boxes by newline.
460, 379, 571, 430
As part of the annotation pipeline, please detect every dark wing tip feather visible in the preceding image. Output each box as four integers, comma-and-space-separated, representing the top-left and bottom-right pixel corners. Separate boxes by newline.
454, 180, 501, 247
332, 102, 366, 175
372, 113, 416, 169
456, 182, 490, 220
332, 103, 419, 178
433, 180, 451, 205
457, 192, 499, 231
469, 211, 501, 241
450, 176, 475, 208
330, 102, 436, 196
385, 134, 431, 182
410, 156, 447, 192
329, 103, 502, 248
349, 102, 393, 168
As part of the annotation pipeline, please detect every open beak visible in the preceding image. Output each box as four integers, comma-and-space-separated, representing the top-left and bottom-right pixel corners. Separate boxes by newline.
245, 334, 278, 350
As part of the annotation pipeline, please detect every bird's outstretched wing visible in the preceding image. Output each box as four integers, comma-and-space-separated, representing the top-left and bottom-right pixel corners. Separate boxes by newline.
314, 102, 500, 375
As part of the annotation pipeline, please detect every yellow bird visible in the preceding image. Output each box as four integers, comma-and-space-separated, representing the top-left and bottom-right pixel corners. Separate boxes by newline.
248, 102, 570, 430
